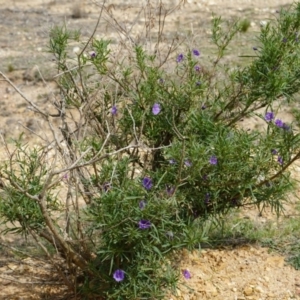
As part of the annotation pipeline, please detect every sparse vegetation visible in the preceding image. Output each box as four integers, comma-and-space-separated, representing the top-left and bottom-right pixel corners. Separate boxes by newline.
7, 63, 15, 73
239, 18, 251, 32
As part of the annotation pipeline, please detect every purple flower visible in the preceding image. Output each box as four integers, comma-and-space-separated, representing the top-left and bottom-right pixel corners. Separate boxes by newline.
142, 177, 153, 190
90, 51, 96, 58
275, 119, 283, 128
196, 81, 201, 86
111, 105, 117, 115
158, 78, 164, 84
194, 65, 201, 72
278, 156, 283, 165
138, 219, 151, 229
192, 49, 200, 56
139, 200, 146, 210
282, 123, 290, 131
209, 156, 218, 165
264, 112, 274, 122
62, 173, 68, 181
182, 269, 191, 279
152, 103, 161, 115
113, 269, 125, 282
169, 159, 176, 165
166, 185, 175, 196
282, 37, 287, 43
201, 104, 206, 110
184, 160, 192, 167
176, 53, 184, 63
271, 149, 278, 155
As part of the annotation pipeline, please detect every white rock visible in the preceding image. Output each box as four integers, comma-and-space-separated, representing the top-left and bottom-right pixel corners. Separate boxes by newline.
73, 46, 80, 54
260, 20, 268, 27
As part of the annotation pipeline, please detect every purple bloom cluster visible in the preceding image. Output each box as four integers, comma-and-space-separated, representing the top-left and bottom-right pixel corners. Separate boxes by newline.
111, 105, 117, 115
209, 155, 218, 165
275, 119, 283, 128
271, 149, 278, 155
282, 123, 290, 131
113, 269, 125, 282
195, 65, 201, 72
177, 53, 184, 63
177, 49, 200, 62
265, 112, 290, 131
142, 177, 153, 190
192, 49, 200, 56
138, 219, 151, 229
152, 103, 161, 115
271, 149, 284, 165
182, 269, 191, 279
90, 51, 96, 58
264, 112, 274, 122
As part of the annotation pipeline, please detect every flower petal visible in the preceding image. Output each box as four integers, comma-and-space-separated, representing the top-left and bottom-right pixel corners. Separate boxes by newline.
152, 103, 161, 115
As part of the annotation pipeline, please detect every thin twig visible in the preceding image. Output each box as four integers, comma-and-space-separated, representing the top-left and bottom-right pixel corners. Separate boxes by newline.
79, 0, 107, 57
0, 71, 48, 118
52, 143, 171, 175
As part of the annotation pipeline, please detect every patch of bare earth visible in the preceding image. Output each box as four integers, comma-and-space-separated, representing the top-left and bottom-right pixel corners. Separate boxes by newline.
174, 246, 299, 300
0, 0, 299, 299
0, 255, 69, 300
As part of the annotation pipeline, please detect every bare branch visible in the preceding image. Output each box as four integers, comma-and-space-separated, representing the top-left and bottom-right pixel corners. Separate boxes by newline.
0, 71, 49, 118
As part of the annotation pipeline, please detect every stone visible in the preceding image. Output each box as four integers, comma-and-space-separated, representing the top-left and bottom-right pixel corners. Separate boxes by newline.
244, 286, 254, 296
254, 285, 264, 294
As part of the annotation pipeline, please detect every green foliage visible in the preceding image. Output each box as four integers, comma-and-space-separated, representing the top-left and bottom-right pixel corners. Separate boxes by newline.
1, 2, 300, 299
0, 144, 59, 236
239, 19, 251, 32
7, 63, 15, 73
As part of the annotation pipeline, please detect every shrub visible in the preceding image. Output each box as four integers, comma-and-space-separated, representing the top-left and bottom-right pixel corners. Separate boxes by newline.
1, 1, 300, 299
